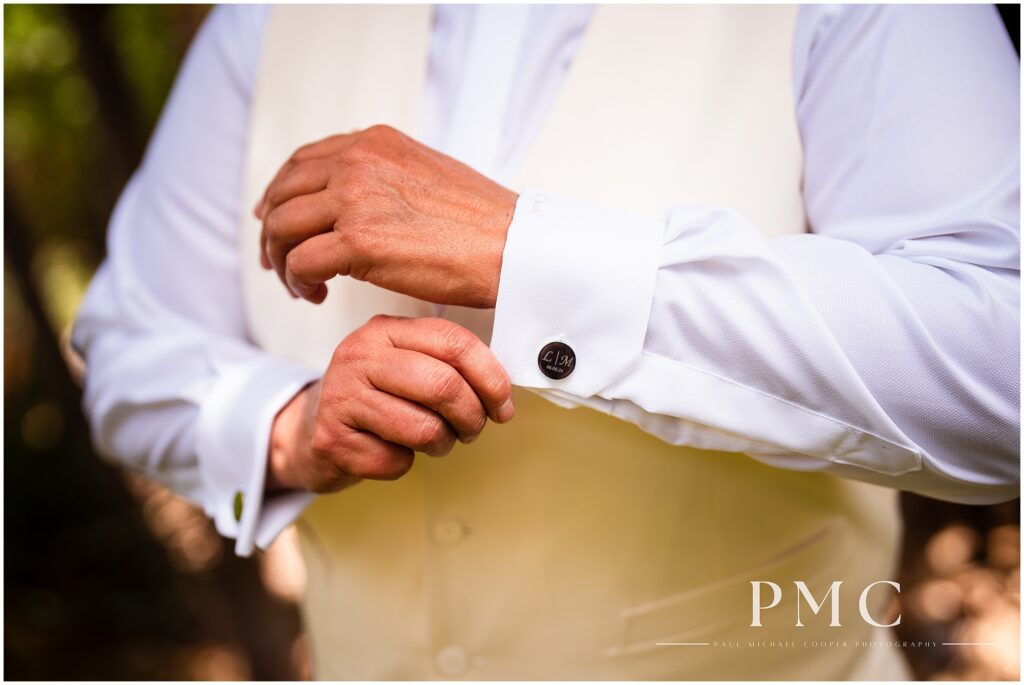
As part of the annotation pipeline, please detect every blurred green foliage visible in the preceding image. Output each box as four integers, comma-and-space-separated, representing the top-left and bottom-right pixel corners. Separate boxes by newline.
110, 6, 197, 122
4, 5, 207, 335
6, 5, 100, 335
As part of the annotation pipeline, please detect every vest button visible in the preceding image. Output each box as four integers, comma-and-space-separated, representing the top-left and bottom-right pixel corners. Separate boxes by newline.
537, 341, 576, 379
435, 645, 467, 675
432, 517, 467, 544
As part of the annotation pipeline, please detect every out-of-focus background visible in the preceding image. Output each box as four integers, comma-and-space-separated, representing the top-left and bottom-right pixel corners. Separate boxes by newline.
3, 4, 1021, 680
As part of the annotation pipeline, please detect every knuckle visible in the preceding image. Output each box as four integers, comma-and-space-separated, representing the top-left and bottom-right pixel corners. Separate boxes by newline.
467, 408, 487, 436
343, 138, 375, 165
416, 415, 450, 454
331, 340, 369, 367
366, 313, 396, 331
330, 342, 352, 364
264, 209, 286, 240
363, 123, 396, 140
348, 315, 392, 346
334, 175, 369, 204
486, 372, 512, 402
438, 321, 473, 359
293, 135, 331, 161
347, 125, 398, 162
309, 424, 336, 457
263, 211, 278, 238
266, 183, 290, 209
427, 366, 462, 405
264, 185, 279, 208
284, 248, 302, 275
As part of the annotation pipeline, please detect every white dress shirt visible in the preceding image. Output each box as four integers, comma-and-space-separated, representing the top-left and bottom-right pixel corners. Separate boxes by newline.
72, 4, 1020, 556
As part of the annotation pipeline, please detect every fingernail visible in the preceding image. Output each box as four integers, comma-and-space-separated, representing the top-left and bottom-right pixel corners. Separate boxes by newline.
495, 398, 515, 423
462, 433, 478, 444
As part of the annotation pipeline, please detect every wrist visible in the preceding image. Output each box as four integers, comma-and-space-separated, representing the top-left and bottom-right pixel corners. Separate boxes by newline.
478, 189, 518, 308
266, 380, 318, 492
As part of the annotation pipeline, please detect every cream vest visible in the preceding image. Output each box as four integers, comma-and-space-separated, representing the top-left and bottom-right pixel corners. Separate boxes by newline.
241, 6, 909, 680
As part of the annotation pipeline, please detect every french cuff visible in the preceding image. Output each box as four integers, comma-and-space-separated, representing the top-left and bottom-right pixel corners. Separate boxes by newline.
195, 355, 320, 556
491, 190, 664, 397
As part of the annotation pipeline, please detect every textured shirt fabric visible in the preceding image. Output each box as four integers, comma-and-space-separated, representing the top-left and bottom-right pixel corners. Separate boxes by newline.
72, 4, 1020, 556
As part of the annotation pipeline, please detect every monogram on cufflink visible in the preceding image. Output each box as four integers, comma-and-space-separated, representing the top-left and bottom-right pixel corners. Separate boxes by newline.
538, 341, 576, 379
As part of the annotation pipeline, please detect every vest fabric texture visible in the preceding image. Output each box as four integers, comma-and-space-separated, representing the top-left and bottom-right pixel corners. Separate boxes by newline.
240, 6, 909, 680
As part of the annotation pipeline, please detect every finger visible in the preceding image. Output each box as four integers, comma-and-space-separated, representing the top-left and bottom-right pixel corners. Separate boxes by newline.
349, 389, 458, 457
284, 232, 346, 302
257, 134, 352, 220
320, 431, 414, 485
263, 191, 336, 287
367, 348, 488, 443
263, 156, 332, 215
259, 227, 272, 270
380, 317, 515, 423
291, 132, 355, 162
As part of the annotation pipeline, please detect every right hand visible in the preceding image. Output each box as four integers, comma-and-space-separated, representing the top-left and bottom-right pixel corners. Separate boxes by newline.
266, 315, 515, 494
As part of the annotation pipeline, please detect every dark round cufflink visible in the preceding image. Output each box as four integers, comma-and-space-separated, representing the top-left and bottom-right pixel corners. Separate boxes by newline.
538, 341, 576, 380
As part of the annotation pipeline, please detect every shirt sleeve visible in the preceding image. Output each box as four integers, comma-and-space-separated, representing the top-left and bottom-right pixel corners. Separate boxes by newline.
71, 5, 319, 556
489, 4, 1020, 505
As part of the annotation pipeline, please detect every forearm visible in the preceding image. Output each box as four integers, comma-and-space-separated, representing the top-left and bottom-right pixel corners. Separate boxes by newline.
490, 193, 1019, 503
487, 4, 1019, 503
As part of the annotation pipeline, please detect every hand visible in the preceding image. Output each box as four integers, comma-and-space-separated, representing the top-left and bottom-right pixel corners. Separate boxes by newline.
266, 315, 515, 494
255, 124, 518, 308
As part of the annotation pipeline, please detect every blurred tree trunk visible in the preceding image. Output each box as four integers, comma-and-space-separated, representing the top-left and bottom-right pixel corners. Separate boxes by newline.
62, 5, 147, 254
64, 6, 146, 181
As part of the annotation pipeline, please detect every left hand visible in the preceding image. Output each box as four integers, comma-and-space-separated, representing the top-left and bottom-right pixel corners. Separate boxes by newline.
254, 124, 518, 308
